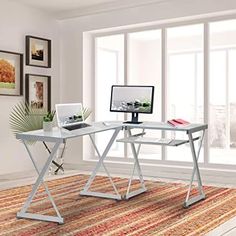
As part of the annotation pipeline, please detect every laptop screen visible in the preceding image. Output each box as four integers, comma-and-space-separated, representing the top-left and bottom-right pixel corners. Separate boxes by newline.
55, 103, 84, 128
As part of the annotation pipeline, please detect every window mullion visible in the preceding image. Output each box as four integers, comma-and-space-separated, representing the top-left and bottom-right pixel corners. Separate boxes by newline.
204, 22, 209, 164
124, 33, 128, 158
161, 28, 167, 161
226, 50, 230, 149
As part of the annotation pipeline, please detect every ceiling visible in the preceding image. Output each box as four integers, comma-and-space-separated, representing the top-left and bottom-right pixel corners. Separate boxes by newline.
9, 0, 168, 19
11, 0, 117, 13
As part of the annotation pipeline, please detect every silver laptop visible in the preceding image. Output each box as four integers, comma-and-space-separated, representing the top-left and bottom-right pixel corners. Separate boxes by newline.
55, 103, 90, 131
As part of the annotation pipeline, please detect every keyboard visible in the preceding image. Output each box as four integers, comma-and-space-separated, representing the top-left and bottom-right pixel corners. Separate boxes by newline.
64, 123, 91, 131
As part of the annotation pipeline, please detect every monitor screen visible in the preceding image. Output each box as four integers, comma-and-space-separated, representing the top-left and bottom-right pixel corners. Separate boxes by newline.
55, 103, 84, 128
110, 85, 154, 114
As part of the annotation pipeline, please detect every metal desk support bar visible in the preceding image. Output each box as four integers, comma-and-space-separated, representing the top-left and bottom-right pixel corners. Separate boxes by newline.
17, 140, 64, 224
184, 130, 205, 208
119, 126, 206, 207
80, 127, 122, 200
125, 128, 147, 199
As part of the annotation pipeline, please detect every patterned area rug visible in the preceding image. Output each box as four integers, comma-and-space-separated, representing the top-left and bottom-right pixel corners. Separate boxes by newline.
0, 174, 236, 236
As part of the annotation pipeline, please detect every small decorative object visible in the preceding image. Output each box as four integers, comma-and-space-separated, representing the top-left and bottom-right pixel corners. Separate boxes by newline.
0, 50, 23, 96
26, 35, 51, 68
25, 74, 51, 112
43, 110, 55, 132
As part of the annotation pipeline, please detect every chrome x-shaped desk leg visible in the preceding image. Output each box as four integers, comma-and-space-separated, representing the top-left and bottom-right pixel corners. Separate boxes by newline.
124, 128, 147, 199
184, 130, 205, 208
17, 140, 64, 224
80, 127, 122, 200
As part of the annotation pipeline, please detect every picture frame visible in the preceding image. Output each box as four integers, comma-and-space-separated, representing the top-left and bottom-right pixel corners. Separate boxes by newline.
25, 74, 51, 112
0, 50, 23, 96
26, 35, 51, 68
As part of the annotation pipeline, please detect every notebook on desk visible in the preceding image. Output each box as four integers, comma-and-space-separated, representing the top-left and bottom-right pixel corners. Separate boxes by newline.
55, 103, 90, 131
167, 118, 190, 127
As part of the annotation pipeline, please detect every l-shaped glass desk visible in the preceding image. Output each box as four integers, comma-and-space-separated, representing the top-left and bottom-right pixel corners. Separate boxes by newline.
16, 121, 207, 224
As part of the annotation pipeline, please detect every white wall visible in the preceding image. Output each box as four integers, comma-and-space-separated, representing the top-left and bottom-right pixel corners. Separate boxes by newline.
0, 1, 60, 175
59, 0, 236, 165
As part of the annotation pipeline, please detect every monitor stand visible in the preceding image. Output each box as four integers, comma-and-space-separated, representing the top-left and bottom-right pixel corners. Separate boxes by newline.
123, 112, 142, 124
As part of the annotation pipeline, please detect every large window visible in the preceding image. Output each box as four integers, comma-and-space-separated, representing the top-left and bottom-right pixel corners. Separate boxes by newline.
128, 30, 162, 159
209, 20, 236, 165
92, 17, 236, 166
166, 24, 204, 162
95, 35, 124, 157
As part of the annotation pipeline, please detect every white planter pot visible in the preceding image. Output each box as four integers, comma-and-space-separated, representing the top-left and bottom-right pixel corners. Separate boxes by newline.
43, 121, 53, 132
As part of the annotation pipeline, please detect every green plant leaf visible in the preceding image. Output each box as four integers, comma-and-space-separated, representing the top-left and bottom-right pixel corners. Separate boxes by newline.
43, 110, 55, 122
9, 102, 46, 145
83, 107, 92, 120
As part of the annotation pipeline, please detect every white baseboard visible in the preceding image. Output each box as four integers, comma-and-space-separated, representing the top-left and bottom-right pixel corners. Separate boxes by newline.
1, 160, 235, 190
0, 170, 80, 191
64, 160, 236, 187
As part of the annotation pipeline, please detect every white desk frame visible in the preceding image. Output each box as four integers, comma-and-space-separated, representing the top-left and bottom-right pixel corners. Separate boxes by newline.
16, 123, 123, 224
118, 122, 207, 208
16, 121, 207, 224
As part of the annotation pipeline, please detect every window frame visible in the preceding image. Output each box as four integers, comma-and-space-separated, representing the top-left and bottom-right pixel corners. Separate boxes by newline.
87, 13, 236, 170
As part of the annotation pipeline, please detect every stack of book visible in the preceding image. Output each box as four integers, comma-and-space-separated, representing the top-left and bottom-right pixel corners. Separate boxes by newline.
167, 118, 190, 127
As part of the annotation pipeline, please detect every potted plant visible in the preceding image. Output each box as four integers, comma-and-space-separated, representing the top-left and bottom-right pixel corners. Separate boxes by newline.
43, 110, 55, 132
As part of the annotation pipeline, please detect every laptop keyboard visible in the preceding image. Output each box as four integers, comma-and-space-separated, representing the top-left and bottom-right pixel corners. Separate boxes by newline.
64, 123, 91, 131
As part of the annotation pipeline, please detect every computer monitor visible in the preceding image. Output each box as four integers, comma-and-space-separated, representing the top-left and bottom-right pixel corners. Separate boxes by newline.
110, 85, 154, 124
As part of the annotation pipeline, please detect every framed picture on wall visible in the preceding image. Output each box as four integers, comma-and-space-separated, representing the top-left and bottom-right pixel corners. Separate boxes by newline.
25, 74, 51, 112
0, 50, 23, 96
26, 36, 51, 68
